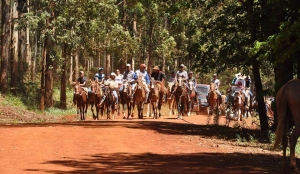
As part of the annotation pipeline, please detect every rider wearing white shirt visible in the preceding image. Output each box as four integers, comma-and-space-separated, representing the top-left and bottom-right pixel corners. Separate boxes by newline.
210, 73, 222, 102
131, 64, 150, 102
115, 69, 123, 86
100, 72, 119, 106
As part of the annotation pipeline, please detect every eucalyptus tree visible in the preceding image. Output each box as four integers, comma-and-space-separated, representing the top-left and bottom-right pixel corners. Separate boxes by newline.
0, 0, 11, 93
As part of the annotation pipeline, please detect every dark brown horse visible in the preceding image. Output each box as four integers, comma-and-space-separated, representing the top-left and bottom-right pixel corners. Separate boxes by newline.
173, 77, 189, 119
102, 84, 117, 120
273, 79, 300, 172
74, 83, 88, 120
89, 80, 104, 120
149, 78, 163, 119
119, 80, 134, 119
132, 76, 147, 119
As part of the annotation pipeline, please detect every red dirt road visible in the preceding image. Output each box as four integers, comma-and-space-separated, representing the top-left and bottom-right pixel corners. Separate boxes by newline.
0, 113, 285, 174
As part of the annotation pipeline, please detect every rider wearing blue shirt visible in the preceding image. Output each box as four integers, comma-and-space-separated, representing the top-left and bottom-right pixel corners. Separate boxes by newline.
94, 67, 105, 83
132, 64, 150, 102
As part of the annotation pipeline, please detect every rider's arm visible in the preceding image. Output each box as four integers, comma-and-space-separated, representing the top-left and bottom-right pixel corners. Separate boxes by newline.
145, 73, 150, 85
133, 72, 138, 80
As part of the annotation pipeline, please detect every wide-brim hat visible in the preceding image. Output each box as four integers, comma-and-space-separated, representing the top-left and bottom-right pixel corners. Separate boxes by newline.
235, 72, 241, 78
179, 64, 185, 68
126, 63, 131, 67
99, 67, 103, 71
153, 66, 159, 70
213, 73, 217, 77
80, 71, 84, 74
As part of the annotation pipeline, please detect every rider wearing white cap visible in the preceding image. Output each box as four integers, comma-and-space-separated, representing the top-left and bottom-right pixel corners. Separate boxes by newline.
211, 73, 222, 102
100, 72, 119, 106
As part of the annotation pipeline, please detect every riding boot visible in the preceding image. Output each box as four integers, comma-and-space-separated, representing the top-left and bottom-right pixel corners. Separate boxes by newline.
145, 91, 149, 103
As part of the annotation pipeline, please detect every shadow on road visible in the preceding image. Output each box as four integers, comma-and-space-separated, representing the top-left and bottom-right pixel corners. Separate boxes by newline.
25, 152, 286, 174
0, 120, 270, 144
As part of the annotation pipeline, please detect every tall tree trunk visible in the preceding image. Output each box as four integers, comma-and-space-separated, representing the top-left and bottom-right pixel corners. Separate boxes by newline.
40, 36, 47, 111
69, 53, 73, 82
106, 52, 111, 74
0, 0, 11, 94
148, 22, 154, 72
122, 0, 127, 30
60, 45, 67, 109
45, 40, 54, 108
24, 0, 31, 80
246, 0, 269, 131
74, 51, 79, 81
10, 0, 18, 95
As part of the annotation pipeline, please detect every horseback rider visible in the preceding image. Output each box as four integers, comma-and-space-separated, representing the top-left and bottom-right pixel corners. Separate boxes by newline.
168, 64, 191, 102
211, 73, 222, 103
131, 64, 150, 103
71, 71, 88, 103
150, 65, 167, 102
119, 63, 134, 93
99, 72, 119, 106
94, 67, 105, 84
168, 71, 176, 83
231, 72, 240, 85
234, 74, 249, 104
115, 69, 123, 86
188, 71, 198, 101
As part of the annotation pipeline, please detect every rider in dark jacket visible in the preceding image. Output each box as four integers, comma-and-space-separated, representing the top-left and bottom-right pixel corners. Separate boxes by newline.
151, 66, 167, 102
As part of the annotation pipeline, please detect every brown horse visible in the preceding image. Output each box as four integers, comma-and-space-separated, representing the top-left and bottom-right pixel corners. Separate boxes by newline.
89, 81, 104, 120
208, 83, 221, 124
149, 78, 163, 119
167, 81, 177, 116
233, 91, 246, 122
132, 76, 147, 119
74, 83, 88, 120
220, 94, 227, 115
273, 79, 300, 172
188, 80, 197, 116
119, 80, 134, 119
173, 76, 189, 119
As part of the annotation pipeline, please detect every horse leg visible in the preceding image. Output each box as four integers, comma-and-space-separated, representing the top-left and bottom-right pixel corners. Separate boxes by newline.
140, 103, 144, 119
282, 122, 289, 172
289, 126, 300, 172
158, 101, 162, 118
91, 103, 96, 120
177, 99, 182, 119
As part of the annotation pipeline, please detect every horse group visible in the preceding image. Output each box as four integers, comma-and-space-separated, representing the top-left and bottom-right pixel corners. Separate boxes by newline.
224, 85, 254, 124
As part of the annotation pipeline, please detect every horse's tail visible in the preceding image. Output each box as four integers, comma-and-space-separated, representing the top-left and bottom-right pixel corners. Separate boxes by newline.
273, 83, 288, 150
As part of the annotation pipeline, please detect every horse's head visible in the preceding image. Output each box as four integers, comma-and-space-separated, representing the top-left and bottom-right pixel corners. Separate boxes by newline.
90, 80, 97, 93
74, 83, 82, 95
177, 76, 183, 87
150, 77, 156, 89
123, 80, 129, 93
167, 82, 174, 92
188, 80, 194, 90
210, 83, 215, 91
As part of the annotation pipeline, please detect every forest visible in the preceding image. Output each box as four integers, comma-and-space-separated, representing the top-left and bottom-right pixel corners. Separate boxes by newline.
0, 0, 300, 130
